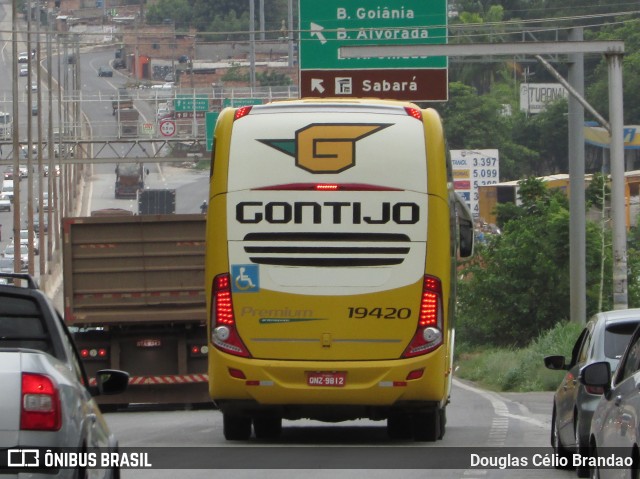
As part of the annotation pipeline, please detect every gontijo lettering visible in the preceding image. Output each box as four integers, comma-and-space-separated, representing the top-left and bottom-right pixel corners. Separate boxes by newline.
236, 201, 420, 224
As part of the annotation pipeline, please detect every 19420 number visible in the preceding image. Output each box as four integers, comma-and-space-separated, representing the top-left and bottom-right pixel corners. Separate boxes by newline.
347, 307, 411, 319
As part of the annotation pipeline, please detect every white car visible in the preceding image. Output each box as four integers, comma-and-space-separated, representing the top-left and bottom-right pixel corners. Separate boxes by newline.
19, 229, 39, 255
0, 193, 10, 211
1, 179, 14, 202
2, 243, 28, 270
156, 105, 173, 121
17, 51, 29, 63
0, 272, 129, 478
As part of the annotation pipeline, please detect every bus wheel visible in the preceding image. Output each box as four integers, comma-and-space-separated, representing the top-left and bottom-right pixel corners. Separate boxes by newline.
223, 414, 252, 440
387, 414, 413, 440
253, 417, 282, 439
438, 407, 447, 439
413, 409, 440, 442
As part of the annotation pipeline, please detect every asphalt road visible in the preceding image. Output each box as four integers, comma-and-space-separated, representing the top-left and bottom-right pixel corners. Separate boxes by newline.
101, 379, 577, 479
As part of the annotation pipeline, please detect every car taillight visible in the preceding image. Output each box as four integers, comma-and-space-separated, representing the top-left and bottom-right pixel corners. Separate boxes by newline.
210, 273, 251, 357
402, 275, 444, 358
20, 373, 61, 431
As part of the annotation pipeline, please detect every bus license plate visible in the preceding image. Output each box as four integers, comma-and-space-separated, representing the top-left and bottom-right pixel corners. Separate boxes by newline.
306, 372, 346, 387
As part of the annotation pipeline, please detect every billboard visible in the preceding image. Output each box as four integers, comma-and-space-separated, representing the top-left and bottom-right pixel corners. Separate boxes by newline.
451, 149, 500, 218
519, 83, 568, 114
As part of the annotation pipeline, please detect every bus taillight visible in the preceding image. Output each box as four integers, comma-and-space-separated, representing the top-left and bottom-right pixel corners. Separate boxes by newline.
234, 106, 253, 120
211, 273, 251, 357
404, 107, 422, 121
402, 275, 443, 358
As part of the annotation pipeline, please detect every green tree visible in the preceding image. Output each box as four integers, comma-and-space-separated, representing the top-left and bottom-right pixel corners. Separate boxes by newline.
586, 19, 640, 124
256, 70, 292, 86
145, 0, 193, 28
457, 178, 614, 347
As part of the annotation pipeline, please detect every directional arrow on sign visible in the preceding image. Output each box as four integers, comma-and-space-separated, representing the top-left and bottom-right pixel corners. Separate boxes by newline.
311, 78, 325, 93
310, 22, 327, 44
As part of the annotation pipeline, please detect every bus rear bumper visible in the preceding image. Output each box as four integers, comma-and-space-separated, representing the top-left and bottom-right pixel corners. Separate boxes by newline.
209, 350, 450, 420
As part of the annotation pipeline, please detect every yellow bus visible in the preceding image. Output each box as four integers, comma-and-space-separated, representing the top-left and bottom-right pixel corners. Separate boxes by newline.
205, 99, 474, 441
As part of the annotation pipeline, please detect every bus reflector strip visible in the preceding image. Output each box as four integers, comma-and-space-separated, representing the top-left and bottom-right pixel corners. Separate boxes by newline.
378, 381, 408, 387
245, 380, 274, 387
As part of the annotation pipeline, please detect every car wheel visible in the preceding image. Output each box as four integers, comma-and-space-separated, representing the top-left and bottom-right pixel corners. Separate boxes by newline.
223, 413, 251, 440
253, 416, 282, 439
551, 406, 572, 466
590, 445, 600, 479
575, 414, 590, 478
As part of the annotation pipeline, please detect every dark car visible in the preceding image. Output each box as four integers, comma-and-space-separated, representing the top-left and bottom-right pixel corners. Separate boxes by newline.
98, 66, 113, 77
544, 309, 640, 477
113, 58, 125, 69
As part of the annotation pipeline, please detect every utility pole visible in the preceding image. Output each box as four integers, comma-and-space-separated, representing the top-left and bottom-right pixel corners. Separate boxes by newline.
11, 0, 21, 274
249, 0, 256, 87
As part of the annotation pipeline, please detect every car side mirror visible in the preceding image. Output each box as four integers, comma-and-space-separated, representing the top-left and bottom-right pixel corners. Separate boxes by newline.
90, 369, 129, 396
579, 361, 612, 393
544, 355, 568, 370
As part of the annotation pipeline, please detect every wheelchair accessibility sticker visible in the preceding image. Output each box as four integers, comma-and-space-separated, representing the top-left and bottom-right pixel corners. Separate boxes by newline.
231, 264, 260, 293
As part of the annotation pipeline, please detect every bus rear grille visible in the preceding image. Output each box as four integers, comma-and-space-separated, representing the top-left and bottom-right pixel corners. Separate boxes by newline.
242, 232, 410, 267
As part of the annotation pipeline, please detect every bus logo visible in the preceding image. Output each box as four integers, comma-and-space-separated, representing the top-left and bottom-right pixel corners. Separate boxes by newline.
259, 123, 391, 173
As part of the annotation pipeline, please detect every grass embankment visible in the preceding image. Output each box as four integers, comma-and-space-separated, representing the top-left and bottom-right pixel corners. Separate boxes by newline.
454, 321, 583, 392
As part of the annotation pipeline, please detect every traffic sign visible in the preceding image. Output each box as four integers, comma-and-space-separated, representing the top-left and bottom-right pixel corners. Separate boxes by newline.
298, 0, 448, 101
174, 111, 205, 119
159, 120, 176, 137
205, 112, 219, 151
222, 98, 263, 108
300, 69, 447, 101
174, 95, 209, 112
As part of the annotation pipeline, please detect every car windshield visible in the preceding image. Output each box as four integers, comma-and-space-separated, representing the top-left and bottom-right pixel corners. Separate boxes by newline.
605, 322, 640, 359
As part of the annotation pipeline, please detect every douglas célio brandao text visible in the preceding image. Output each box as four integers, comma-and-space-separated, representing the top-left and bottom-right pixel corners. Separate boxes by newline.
470, 452, 633, 469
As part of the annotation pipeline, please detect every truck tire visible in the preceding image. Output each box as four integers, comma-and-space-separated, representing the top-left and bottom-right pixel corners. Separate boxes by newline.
253, 416, 282, 439
223, 414, 252, 440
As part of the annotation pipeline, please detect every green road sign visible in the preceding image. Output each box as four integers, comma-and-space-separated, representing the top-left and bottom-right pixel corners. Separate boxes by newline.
174, 95, 209, 112
222, 98, 263, 108
299, 0, 448, 70
206, 112, 219, 151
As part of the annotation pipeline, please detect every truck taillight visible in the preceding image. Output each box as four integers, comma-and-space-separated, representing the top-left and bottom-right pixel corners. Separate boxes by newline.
189, 344, 209, 357
20, 373, 61, 431
402, 275, 444, 358
211, 273, 251, 357
80, 347, 109, 360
